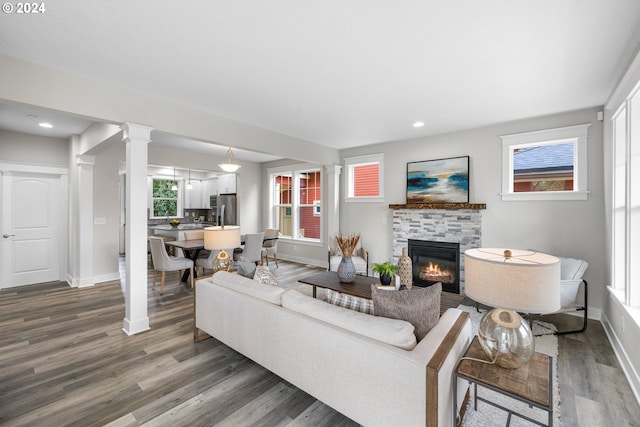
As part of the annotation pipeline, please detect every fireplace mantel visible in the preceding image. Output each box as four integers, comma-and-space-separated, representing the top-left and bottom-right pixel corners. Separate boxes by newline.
389, 203, 486, 210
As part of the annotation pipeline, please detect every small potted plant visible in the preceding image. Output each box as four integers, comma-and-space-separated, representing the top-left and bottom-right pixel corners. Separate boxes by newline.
372, 261, 398, 286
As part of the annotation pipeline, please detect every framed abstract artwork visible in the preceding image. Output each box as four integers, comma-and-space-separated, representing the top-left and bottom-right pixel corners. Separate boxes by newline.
406, 156, 469, 203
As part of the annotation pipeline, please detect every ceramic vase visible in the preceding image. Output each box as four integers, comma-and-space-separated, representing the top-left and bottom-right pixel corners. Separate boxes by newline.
379, 273, 392, 286
398, 247, 413, 289
337, 257, 356, 283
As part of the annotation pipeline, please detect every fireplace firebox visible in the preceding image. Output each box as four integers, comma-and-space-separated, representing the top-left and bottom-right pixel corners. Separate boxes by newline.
408, 239, 460, 294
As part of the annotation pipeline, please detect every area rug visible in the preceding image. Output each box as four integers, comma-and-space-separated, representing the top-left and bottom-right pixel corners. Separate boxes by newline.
457, 305, 561, 427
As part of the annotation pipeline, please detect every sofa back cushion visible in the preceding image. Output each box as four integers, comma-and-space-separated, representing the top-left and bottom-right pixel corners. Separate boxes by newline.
210, 271, 285, 305
282, 289, 417, 350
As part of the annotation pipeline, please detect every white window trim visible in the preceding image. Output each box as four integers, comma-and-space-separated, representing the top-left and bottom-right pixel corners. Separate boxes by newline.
267, 163, 323, 243
499, 124, 591, 201
148, 175, 183, 219
344, 153, 384, 203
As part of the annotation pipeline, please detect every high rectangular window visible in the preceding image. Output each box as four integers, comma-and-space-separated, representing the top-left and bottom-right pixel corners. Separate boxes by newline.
500, 124, 590, 201
344, 154, 384, 202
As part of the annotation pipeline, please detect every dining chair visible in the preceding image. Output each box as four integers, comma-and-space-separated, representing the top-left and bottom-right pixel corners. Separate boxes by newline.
261, 228, 279, 267
183, 230, 204, 240
183, 229, 210, 260
148, 236, 194, 294
239, 232, 264, 265
196, 248, 225, 276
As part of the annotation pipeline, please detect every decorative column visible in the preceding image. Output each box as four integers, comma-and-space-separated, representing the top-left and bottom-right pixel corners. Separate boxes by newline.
121, 122, 152, 335
325, 164, 342, 238
75, 154, 96, 287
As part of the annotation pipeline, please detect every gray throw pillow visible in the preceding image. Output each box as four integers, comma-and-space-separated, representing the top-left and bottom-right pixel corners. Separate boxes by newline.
371, 283, 442, 341
236, 260, 256, 278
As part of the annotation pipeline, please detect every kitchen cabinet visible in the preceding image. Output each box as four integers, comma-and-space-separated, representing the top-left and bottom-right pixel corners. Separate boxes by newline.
184, 180, 202, 208
201, 178, 218, 208
218, 173, 236, 194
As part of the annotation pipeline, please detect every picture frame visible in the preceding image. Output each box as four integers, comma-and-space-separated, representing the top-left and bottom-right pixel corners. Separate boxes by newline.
406, 156, 469, 204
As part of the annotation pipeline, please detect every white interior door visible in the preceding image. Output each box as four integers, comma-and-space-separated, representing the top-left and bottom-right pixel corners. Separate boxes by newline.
2, 173, 60, 288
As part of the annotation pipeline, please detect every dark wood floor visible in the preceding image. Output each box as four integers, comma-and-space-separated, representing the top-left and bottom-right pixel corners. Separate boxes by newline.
0, 259, 638, 426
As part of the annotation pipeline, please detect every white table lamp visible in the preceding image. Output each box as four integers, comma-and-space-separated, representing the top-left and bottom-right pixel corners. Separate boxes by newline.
204, 226, 241, 272
464, 248, 560, 368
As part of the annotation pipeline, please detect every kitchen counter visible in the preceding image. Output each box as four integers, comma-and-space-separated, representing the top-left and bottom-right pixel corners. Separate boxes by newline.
148, 222, 216, 240
149, 223, 215, 231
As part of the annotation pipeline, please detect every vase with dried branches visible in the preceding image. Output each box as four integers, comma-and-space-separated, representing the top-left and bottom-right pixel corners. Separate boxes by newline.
335, 233, 360, 283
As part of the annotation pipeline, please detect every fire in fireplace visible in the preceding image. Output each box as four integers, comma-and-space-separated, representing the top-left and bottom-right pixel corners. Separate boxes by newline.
408, 239, 460, 294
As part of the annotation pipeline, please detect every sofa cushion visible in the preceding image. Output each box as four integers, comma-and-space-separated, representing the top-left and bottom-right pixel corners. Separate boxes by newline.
326, 289, 374, 314
210, 270, 285, 305
282, 289, 417, 350
371, 283, 441, 341
253, 265, 279, 286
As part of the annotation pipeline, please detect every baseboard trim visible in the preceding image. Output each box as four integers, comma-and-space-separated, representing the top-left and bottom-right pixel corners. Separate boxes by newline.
122, 317, 150, 336
93, 272, 120, 285
601, 312, 640, 406
66, 272, 120, 288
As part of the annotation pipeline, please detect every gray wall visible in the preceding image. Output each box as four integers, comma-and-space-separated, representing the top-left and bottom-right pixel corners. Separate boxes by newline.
339, 107, 606, 313
0, 130, 69, 166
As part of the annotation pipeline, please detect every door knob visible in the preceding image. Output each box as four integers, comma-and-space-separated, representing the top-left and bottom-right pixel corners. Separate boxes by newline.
2, 234, 15, 238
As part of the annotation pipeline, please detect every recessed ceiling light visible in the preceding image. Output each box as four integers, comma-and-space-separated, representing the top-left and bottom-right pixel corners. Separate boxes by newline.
413, 121, 425, 128
39, 122, 53, 128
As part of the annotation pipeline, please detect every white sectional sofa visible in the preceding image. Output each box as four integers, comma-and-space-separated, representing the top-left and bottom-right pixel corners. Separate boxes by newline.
195, 271, 472, 427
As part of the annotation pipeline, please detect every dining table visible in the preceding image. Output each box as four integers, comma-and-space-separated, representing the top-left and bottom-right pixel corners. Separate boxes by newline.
164, 235, 278, 282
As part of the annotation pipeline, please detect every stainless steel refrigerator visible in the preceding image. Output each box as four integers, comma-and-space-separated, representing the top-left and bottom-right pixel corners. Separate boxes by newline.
216, 193, 237, 226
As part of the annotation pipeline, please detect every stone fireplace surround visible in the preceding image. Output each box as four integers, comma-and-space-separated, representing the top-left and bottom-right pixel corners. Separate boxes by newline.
390, 203, 485, 295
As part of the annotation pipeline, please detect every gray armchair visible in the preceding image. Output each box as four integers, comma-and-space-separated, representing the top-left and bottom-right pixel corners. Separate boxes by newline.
553, 256, 589, 335
533, 255, 588, 335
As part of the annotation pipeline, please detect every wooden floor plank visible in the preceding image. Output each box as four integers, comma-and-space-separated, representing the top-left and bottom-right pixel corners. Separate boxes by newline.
0, 259, 638, 426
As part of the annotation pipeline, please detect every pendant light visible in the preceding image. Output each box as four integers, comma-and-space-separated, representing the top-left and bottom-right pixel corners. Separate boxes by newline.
186, 168, 193, 190
171, 167, 178, 191
218, 147, 241, 173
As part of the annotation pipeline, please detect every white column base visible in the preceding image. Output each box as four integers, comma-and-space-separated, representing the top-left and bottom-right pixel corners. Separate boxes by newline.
122, 317, 150, 336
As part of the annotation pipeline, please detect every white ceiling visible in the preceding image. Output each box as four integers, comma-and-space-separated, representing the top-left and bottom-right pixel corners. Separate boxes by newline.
1, 1, 640, 153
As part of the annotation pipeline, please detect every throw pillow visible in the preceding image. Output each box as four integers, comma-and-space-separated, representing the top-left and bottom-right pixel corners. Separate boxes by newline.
371, 282, 441, 341
253, 265, 279, 287
326, 289, 374, 314
236, 259, 257, 278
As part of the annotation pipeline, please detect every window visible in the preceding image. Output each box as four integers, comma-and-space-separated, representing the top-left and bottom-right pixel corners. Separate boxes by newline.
500, 124, 590, 201
150, 177, 181, 218
268, 164, 322, 241
344, 153, 384, 202
611, 83, 640, 307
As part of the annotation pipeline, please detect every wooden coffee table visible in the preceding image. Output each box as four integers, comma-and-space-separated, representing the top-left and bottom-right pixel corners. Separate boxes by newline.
298, 271, 465, 314
298, 271, 380, 299
453, 336, 553, 426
